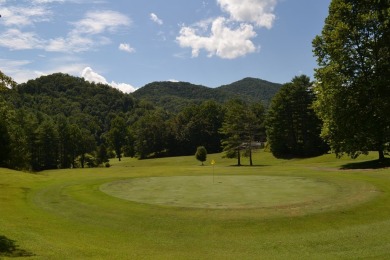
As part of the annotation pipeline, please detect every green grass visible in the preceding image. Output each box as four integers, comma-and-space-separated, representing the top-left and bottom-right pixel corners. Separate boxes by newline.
1, 151, 390, 259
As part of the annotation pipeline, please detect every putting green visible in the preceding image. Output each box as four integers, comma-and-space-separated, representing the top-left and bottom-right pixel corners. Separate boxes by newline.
100, 175, 368, 210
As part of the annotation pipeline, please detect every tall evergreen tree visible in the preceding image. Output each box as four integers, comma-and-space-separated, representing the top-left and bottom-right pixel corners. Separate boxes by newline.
266, 75, 328, 158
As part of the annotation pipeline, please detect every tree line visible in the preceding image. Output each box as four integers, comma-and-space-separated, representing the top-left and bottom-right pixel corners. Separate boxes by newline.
0, 71, 328, 171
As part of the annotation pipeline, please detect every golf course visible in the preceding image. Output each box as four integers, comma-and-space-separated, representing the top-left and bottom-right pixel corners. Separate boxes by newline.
1, 151, 390, 259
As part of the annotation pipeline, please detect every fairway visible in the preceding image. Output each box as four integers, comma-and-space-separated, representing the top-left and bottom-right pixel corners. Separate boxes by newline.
1, 152, 390, 259
101, 175, 366, 211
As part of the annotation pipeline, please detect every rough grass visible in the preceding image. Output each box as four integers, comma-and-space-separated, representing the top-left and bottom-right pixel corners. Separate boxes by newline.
1, 152, 390, 259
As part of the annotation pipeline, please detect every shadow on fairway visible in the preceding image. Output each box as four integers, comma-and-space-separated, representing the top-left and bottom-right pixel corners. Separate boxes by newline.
229, 165, 269, 167
0, 235, 34, 257
341, 158, 390, 170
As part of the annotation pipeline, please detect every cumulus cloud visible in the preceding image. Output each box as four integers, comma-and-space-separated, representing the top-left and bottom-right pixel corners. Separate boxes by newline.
81, 67, 136, 93
150, 13, 163, 25
177, 17, 258, 59
217, 0, 277, 29
119, 43, 135, 54
176, 0, 278, 59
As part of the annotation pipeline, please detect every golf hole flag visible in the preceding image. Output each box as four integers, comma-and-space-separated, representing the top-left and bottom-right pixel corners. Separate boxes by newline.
211, 160, 215, 165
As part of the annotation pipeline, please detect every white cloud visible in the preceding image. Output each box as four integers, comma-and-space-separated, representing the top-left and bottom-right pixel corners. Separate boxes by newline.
150, 13, 163, 25
81, 67, 107, 83
0, 5, 51, 27
81, 67, 136, 93
0, 29, 44, 50
177, 17, 258, 59
110, 81, 137, 93
0, 59, 41, 83
0, 3, 131, 53
31, 0, 66, 3
0, 58, 90, 83
72, 10, 131, 35
46, 34, 96, 53
168, 79, 179, 82
0, 9, 132, 53
217, 0, 277, 29
119, 43, 135, 54
45, 10, 131, 53
176, 0, 278, 59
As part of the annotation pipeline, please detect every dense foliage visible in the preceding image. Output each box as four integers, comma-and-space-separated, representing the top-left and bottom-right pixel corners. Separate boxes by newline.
313, 0, 390, 160
266, 75, 328, 158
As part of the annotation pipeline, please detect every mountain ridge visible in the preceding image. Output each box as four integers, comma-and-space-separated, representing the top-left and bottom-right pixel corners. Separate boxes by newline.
133, 77, 282, 111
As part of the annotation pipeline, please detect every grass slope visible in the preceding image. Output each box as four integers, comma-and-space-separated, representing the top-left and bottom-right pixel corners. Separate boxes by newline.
1, 152, 390, 259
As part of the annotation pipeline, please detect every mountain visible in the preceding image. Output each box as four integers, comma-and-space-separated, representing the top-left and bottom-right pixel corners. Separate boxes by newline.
133, 77, 281, 112
218, 77, 282, 105
7, 73, 135, 133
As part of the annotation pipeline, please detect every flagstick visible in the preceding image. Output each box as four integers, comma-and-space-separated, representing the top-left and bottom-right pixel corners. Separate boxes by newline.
211, 159, 216, 184
213, 164, 215, 184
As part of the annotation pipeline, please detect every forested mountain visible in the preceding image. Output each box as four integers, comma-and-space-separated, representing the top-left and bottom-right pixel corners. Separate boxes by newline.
8, 73, 135, 134
132, 81, 226, 112
133, 78, 281, 112
218, 77, 282, 106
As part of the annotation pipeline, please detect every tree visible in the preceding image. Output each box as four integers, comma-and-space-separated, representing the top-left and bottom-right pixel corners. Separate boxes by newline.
220, 99, 265, 166
96, 144, 110, 165
312, 0, 390, 160
0, 70, 16, 90
133, 110, 170, 159
195, 146, 207, 166
107, 116, 128, 161
0, 118, 11, 167
35, 119, 59, 170
77, 128, 96, 168
266, 75, 328, 158
170, 101, 224, 155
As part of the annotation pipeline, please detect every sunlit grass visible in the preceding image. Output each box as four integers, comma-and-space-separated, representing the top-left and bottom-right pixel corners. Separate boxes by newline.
1, 151, 390, 259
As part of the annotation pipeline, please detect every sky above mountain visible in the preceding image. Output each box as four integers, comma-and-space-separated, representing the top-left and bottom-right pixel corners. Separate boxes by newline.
0, 0, 331, 92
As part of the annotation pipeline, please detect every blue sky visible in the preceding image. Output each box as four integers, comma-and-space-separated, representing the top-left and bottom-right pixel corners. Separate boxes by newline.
0, 0, 331, 92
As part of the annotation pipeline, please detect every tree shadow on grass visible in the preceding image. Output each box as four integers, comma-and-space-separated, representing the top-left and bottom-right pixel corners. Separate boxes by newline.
0, 235, 34, 257
229, 164, 269, 167
341, 158, 390, 170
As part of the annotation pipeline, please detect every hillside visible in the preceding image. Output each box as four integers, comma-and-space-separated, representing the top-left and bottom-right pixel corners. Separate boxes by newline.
133, 78, 281, 112
132, 81, 229, 112
6, 73, 135, 133
218, 77, 282, 105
